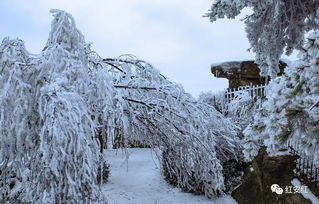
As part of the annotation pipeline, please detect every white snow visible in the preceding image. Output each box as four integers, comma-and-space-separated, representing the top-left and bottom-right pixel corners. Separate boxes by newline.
291, 178, 319, 204
211, 61, 242, 71
103, 148, 237, 204
268, 149, 290, 157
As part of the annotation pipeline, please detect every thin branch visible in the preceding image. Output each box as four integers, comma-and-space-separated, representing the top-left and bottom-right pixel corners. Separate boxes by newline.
310, 100, 319, 110
102, 58, 167, 79
114, 85, 157, 90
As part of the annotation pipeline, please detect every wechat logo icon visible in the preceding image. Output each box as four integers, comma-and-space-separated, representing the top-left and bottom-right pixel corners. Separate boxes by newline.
271, 184, 283, 195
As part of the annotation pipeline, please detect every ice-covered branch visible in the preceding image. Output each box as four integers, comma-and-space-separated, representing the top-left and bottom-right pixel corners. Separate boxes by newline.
206, 0, 319, 77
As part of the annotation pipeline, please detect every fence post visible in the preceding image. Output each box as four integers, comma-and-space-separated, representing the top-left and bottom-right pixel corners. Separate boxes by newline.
310, 163, 313, 181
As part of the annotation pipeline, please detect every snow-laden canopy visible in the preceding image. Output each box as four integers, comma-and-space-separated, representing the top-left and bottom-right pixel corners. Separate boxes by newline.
243, 30, 319, 164
0, 10, 102, 203
206, 0, 319, 78
0, 10, 241, 202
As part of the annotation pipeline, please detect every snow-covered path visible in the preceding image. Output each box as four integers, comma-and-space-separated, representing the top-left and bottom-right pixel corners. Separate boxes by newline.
103, 148, 237, 204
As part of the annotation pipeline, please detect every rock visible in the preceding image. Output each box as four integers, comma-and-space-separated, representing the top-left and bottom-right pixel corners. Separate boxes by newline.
232, 147, 311, 204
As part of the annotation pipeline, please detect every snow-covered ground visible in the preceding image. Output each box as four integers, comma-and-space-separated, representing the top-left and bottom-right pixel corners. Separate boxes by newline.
291, 179, 319, 204
103, 148, 237, 204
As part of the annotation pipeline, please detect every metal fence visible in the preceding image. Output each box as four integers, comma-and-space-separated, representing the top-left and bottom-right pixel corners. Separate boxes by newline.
223, 85, 318, 184
210, 84, 268, 114
225, 84, 268, 103
222, 85, 319, 186
287, 141, 319, 183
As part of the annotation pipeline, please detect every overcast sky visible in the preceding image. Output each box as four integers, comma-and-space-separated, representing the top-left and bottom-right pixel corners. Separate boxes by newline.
0, 0, 256, 97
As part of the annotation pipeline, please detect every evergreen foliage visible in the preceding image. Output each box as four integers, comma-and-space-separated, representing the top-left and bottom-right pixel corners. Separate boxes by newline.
206, 0, 319, 77
244, 30, 319, 163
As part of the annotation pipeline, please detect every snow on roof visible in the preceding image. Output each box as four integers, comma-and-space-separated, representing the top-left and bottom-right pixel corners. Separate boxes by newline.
212, 58, 289, 71
211, 60, 254, 71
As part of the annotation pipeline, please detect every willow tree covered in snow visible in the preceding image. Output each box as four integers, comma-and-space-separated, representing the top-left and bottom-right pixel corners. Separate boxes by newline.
90, 54, 243, 197
0, 10, 104, 203
243, 30, 319, 164
206, 0, 319, 77
0, 9, 242, 202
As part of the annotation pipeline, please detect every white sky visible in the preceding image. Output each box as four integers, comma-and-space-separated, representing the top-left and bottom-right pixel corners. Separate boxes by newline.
0, 0, 256, 97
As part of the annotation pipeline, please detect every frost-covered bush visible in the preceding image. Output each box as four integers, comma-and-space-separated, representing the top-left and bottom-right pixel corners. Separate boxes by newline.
199, 89, 261, 130
244, 30, 319, 164
198, 91, 227, 113
227, 90, 263, 129
198, 90, 260, 192
206, 0, 319, 78
228, 91, 253, 116
160, 102, 241, 197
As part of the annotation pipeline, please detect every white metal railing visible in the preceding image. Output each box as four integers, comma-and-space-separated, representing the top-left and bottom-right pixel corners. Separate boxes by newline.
210, 84, 268, 115
224, 84, 268, 103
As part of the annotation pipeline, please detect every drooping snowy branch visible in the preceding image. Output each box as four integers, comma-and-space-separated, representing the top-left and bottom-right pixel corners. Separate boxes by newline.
89, 53, 242, 197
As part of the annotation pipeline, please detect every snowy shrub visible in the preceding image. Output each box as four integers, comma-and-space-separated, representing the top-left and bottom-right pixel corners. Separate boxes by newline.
198, 90, 260, 193
227, 90, 263, 130
199, 89, 261, 130
228, 91, 253, 116
198, 91, 227, 113
243, 30, 319, 163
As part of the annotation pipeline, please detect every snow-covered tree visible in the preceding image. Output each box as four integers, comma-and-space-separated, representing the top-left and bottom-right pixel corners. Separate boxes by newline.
206, 0, 319, 77
69, 14, 244, 198
207, 0, 319, 168
0, 10, 104, 203
94, 55, 243, 197
243, 30, 319, 164
0, 9, 243, 202
0, 38, 34, 202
